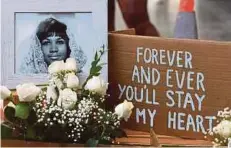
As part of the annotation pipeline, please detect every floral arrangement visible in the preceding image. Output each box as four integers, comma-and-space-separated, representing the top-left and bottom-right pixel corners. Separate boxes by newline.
0, 49, 134, 146
205, 107, 231, 147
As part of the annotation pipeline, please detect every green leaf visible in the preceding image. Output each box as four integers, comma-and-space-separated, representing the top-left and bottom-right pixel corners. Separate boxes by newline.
90, 66, 102, 75
86, 138, 99, 147
94, 73, 100, 76
95, 66, 102, 73
94, 51, 98, 60
26, 126, 36, 139
4, 105, 16, 122
100, 50, 104, 55
15, 103, 30, 119
91, 61, 98, 68
1, 123, 13, 139
90, 68, 95, 74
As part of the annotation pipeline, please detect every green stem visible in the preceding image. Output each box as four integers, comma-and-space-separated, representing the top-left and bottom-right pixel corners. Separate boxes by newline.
99, 125, 106, 141
82, 47, 106, 89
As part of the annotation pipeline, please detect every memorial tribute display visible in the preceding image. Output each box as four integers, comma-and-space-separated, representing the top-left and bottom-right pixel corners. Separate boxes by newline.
108, 30, 231, 140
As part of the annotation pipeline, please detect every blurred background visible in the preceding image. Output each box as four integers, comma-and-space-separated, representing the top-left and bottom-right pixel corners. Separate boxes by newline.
109, 0, 231, 41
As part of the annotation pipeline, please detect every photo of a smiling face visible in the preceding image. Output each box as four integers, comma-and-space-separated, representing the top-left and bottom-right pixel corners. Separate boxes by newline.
1, 1, 108, 88
41, 33, 68, 66
36, 17, 70, 66
15, 13, 96, 75
15, 12, 107, 81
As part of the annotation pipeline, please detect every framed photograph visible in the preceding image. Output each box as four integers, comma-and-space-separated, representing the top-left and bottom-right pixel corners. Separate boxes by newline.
1, 0, 108, 88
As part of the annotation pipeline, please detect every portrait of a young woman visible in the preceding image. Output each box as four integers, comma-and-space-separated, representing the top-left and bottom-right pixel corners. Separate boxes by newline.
17, 15, 87, 74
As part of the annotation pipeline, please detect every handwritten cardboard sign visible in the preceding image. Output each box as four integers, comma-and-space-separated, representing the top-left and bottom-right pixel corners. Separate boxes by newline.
108, 29, 231, 139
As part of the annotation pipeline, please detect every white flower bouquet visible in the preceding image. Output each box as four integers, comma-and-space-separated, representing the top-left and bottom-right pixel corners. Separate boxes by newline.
206, 107, 231, 147
1, 48, 134, 146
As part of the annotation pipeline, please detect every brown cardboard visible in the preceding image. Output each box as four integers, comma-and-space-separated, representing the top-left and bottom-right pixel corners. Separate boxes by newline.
108, 30, 231, 139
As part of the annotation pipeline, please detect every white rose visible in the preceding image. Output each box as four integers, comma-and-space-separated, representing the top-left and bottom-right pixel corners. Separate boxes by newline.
84, 76, 108, 95
65, 58, 77, 71
57, 88, 77, 110
53, 77, 64, 90
115, 100, 134, 121
66, 73, 79, 88
0, 86, 11, 100
46, 85, 58, 102
48, 60, 65, 74
16, 83, 41, 102
213, 126, 220, 134
218, 120, 231, 138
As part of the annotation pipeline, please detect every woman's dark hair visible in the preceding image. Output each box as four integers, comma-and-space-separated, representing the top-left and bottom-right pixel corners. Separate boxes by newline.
36, 17, 71, 59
